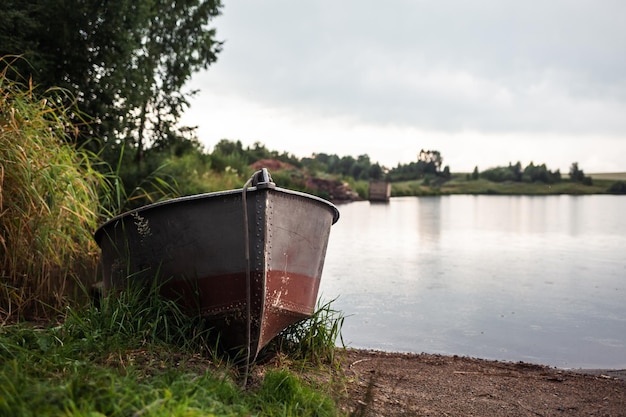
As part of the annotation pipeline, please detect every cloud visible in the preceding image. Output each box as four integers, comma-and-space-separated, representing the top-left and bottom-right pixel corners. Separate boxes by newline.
205, 0, 626, 132
185, 0, 626, 172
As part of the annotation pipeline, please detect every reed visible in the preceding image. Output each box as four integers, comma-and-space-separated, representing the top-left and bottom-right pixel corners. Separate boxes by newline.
63, 277, 216, 356
97, 143, 181, 217
0, 58, 104, 320
268, 299, 345, 365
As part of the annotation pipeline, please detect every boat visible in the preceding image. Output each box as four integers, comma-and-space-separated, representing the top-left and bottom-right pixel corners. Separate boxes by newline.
94, 168, 339, 363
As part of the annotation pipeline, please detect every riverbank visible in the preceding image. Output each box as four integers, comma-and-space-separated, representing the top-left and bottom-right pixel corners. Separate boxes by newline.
299, 348, 626, 416
3, 318, 625, 415
390, 175, 626, 197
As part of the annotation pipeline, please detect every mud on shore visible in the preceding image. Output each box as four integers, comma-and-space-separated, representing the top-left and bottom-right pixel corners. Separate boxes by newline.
336, 349, 626, 416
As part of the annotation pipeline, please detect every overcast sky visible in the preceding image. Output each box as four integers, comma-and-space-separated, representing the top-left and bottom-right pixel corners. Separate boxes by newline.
182, 0, 626, 173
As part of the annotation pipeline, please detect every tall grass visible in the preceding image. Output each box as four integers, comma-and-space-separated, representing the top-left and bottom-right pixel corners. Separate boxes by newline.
0, 58, 105, 320
97, 143, 181, 217
268, 299, 345, 366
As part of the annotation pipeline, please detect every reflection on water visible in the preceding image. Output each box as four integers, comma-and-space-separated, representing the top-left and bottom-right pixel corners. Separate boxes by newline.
320, 195, 626, 369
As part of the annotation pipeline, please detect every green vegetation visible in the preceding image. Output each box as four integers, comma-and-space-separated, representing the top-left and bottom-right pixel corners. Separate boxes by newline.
0, 66, 347, 414
386, 150, 450, 182
391, 174, 619, 196
1, 0, 222, 158
0, 59, 181, 320
4, 3, 621, 415
0, 63, 104, 319
0, 285, 345, 416
268, 299, 345, 366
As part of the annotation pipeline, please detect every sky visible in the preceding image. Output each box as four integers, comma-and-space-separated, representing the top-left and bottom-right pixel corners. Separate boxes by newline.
182, 0, 626, 173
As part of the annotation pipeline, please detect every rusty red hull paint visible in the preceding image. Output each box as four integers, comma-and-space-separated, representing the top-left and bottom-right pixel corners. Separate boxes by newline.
159, 270, 320, 355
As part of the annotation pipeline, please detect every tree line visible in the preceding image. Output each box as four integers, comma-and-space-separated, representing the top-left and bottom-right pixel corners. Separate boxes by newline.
203, 140, 599, 189
473, 161, 592, 185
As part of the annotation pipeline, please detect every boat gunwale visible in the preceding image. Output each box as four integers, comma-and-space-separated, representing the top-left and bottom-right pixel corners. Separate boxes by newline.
94, 186, 340, 245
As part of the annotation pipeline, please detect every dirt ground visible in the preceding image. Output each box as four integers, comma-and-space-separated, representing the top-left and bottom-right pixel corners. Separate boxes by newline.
336, 349, 626, 417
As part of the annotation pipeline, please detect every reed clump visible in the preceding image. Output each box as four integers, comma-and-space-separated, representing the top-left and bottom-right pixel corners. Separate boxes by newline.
0, 58, 103, 320
268, 299, 345, 366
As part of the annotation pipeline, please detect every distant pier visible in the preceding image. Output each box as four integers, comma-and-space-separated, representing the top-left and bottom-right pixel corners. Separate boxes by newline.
368, 181, 391, 202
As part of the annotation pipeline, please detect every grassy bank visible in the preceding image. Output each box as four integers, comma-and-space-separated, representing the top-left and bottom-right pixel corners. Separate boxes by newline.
0, 288, 346, 416
589, 172, 626, 181
1, 63, 348, 416
388, 174, 625, 197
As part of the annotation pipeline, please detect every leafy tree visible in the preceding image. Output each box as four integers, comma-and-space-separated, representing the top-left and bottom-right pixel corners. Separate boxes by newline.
481, 161, 560, 184
569, 162, 592, 185
213, 139, 244, 156
480, 166, 517, 182
0, 0, 223, 162
418, 149, 443, 174
368, 163, 384, 180
471, 166, 480, 180
386, 150, 449, 181
338, 155, 356, 177
510, 162, 523, 181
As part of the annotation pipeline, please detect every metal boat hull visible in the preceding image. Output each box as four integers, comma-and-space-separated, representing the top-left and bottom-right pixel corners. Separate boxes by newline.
95, 180, 339, 358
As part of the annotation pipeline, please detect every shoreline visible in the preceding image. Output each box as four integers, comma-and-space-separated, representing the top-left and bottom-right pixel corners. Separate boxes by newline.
342, 348, 626, 381
331, 348, 626, 415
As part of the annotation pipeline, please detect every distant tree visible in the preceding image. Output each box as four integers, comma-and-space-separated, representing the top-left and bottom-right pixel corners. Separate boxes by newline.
350, 154, 373, 180
368, 163, 384, 180
213, 139, 244, 156
471, 166, 480, 180
481, 161, 560, 184
510, 162, 523, 181
247, 141, 274, 162
480, 166, 517, 182
418, 149, 442, 174
607, 181, 626, 194
569, 162, 593, 185
387, 149, 448, 181
522, 162, 549, 183
338, 155, 356, 177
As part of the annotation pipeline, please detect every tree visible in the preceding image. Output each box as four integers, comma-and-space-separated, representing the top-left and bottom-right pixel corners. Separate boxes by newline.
368, 163, 384, 180
569, 162, 584, 182
481, 161, 561, 184
569, 162, 592, 185
0, 0, 223, 162
471, 166, 479, 180
418, 149, 443, 174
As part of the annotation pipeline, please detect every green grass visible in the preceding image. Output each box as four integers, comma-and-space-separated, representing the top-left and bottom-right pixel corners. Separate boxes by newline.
1, 57, 347, 415
1, 58, 106, 320
589, 172, 626, 181
0, 284, 346, 416
267, 299, 345, 366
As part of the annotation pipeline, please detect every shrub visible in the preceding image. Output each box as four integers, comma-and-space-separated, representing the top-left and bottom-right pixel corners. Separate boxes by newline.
607, 181, 626, 194
0, 58, 103, 320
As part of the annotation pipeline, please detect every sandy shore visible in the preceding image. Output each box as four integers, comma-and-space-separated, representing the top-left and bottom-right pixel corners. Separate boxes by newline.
334, 349, 626, 416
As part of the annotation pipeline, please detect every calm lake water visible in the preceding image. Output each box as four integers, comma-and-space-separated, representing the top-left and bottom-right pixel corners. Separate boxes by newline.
318, 195, 626, 369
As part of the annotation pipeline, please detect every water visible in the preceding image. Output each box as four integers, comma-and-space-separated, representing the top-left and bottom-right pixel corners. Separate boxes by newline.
319, 195, 626, 369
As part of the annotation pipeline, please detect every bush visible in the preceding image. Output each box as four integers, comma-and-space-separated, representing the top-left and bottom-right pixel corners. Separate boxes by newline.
607, 181, 626, 194
0, 59, 104, 319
